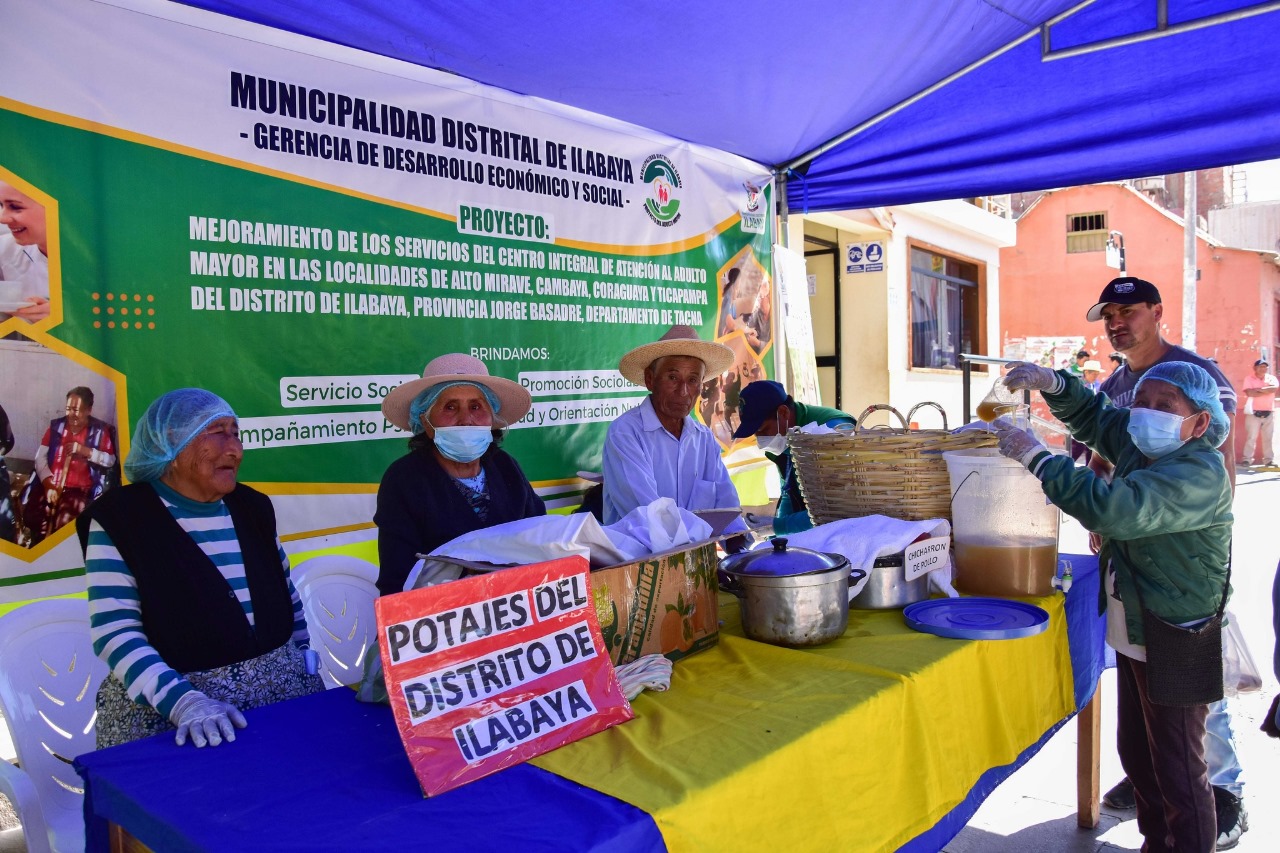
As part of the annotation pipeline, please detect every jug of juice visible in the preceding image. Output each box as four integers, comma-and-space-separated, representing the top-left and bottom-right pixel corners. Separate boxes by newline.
976, 379, 1021, 423
942, 448, 1060, 597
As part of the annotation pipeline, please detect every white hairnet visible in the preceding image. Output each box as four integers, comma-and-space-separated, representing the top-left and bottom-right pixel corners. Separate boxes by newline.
1135, 361, 1230, 448
124, 388, 236, 483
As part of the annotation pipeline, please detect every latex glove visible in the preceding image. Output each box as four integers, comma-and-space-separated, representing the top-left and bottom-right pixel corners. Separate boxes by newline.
992, 419, 1048, 470
170, 689, 247, 748
1002, 361, 1064, 394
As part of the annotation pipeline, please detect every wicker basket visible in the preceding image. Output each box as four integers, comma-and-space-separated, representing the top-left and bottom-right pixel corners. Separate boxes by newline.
789, 402, 997, 524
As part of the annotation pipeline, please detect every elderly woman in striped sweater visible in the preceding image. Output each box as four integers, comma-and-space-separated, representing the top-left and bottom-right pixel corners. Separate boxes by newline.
79, 388, 323, 749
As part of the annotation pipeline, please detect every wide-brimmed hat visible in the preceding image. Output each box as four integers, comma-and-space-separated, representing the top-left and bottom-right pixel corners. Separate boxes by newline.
1082, 360, 1103, 372
618, 325, 734, 385
382, 353, 531, 431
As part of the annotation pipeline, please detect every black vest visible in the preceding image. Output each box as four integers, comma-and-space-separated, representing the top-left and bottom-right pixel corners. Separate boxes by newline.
79, 482, 293, 673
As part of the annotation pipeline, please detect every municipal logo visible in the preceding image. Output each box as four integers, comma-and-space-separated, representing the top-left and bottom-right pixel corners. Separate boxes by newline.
641, 154, 682, 227
739, 180, 766, 234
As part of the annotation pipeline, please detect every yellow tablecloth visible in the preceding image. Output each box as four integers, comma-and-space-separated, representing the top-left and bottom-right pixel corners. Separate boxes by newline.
534, 591, 1074, 852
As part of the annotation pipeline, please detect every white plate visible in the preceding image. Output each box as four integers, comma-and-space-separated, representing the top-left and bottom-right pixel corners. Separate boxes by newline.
0, 300, 36, 312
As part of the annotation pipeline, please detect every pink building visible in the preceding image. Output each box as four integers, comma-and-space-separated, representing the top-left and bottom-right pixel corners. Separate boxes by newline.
1000, 183, 1280, 462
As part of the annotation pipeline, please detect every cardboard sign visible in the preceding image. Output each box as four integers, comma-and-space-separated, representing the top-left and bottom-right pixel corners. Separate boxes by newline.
376, 556, 634, 797
903, 536, 951, 581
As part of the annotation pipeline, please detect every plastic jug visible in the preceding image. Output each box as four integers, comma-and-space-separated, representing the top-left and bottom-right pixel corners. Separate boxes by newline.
942, 448, 1060, 597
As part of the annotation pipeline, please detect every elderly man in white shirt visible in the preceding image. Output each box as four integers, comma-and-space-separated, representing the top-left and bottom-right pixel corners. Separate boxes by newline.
602, 325, 747, 536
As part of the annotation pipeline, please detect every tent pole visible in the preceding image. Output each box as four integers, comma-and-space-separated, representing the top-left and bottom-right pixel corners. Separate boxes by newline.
1043, 1, 1280, 61
776, 0, 1096, 176
775, 171, 789, 386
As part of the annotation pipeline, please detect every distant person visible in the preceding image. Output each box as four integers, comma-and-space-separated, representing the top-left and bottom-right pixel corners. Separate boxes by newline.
1240, 357, 1277, 468
731, 380, 853, 534
1109, 352, 1125, 373
1069, 348, 1090, 376
1070, 360, 1105, 463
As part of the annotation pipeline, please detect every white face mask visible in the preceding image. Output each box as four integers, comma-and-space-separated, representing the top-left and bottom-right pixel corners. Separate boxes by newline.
756, 434, 787, 455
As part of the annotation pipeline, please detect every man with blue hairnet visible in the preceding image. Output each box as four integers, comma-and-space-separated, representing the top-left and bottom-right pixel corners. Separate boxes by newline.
993, 359, 1232, 853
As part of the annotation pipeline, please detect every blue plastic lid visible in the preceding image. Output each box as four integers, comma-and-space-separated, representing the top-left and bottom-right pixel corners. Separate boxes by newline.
902, 597, 1049, 640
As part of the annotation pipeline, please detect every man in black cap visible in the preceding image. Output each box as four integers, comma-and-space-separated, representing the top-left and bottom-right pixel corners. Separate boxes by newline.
1085, 277, 1247, 847
1086, 276, 1237, 489
731, 380, 852, 534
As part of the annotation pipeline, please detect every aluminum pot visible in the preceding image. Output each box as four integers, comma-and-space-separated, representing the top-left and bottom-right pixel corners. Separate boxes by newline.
849, 552, 930, 610
718, 538, 866, 647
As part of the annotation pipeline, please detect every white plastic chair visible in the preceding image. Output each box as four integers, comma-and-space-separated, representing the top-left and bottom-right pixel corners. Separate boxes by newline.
0, 599, 107, 853
291, 555, 379, 689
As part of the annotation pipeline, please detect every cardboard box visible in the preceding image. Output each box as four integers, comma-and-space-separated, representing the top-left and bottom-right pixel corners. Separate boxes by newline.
589, 540, 720, 666
423, 538, 722, 666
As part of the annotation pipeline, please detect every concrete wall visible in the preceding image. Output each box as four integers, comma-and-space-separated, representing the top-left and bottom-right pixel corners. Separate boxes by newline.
1000, 183, 1280, 461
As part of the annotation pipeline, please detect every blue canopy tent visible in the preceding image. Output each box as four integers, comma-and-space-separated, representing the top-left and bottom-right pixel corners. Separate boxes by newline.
177, 0, 1280, 211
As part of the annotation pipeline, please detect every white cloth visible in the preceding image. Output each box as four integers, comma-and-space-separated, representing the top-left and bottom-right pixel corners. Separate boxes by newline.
779, 515, 952, 600
605, 498, 712, 554
614, 654, 673, 700
407, 499, 712, 591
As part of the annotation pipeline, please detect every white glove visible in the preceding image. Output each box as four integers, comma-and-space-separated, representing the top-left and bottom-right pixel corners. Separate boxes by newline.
1002, 361, 1064, 394
992, 419, 1048, 470
170, 689, 247, 748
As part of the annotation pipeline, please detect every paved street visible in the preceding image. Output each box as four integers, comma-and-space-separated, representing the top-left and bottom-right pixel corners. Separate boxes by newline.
949, 467, 1280, 852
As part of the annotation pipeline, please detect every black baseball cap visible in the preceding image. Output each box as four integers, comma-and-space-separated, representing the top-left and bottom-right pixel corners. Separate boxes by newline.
732, 380, 789, 438
1085, 277, 1162, 322
1256, 358, 1270, 367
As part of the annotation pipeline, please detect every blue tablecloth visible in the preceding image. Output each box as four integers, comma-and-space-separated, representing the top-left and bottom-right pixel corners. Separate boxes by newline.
75, 554, 1104, 853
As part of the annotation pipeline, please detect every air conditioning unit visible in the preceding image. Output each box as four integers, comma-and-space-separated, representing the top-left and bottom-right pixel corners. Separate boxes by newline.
1132, 177, 1166, 192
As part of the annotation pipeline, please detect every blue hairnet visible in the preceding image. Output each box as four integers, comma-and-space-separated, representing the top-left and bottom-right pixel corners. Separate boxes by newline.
124, 388, 237, 483
1135, 361, 1230, 448
406, 381, 500, 435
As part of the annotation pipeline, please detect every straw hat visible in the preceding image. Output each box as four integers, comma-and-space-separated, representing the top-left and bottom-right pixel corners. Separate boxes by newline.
381, 353, 531, 431
1082, 359, 1103, 372
618, 325, 734, 385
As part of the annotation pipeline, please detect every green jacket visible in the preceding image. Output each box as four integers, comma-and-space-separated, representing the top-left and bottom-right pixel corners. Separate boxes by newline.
767, 401, 854, 534
1026, 371, 1232, 646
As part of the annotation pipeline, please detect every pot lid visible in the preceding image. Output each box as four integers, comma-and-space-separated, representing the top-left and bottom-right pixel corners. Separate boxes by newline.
719, 537, 848, 578
903, 598, 1049, 640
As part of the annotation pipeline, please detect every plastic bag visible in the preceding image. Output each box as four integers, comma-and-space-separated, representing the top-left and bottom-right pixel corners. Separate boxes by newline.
1222, 610, 1263, 696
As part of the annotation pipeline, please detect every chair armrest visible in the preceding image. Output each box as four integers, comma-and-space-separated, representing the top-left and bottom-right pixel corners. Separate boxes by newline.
0, 758, 53, 853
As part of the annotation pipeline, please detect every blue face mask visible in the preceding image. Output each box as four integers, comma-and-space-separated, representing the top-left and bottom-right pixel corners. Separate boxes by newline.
1127, 408, 1193, 458
431, 425, 493, 462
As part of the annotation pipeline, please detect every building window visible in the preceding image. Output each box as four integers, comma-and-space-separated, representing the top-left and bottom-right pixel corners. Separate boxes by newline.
1067, 211, 1108, 253
910, 247, 982, 369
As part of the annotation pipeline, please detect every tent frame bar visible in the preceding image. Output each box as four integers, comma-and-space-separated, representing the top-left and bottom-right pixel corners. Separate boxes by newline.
776, 0, 1097, 176
1042, 0, 1280, 61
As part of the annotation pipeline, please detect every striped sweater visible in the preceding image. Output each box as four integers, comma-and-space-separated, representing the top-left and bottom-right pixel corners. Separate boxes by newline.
86, 481, 307, 720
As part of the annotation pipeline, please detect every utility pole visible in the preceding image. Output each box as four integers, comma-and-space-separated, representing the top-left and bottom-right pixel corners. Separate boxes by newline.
1182, 172, 1197, 350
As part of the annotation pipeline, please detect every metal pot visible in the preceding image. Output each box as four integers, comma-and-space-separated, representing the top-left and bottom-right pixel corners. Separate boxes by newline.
718, 538, 866, 647
849, 552, 930, 610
